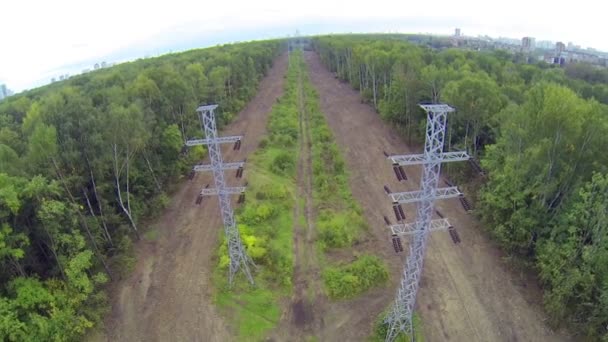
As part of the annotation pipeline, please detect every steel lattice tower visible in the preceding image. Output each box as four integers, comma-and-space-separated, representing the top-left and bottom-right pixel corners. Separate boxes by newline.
186, 104, 255, 285
384, 104, 469, 341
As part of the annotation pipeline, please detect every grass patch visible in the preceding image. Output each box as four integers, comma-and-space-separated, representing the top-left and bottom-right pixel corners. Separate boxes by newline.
213, 51, 303, 340
215, 279, 282, 341
292, 52, 389, 299
213, 171, 293, 339
317, 210, 365, 249
298, 55, 367, 251
323, 255, 389, 299
143, 226, 159, 241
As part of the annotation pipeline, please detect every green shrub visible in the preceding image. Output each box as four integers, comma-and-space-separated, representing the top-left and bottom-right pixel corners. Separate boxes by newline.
323, 255, 388, 299
255, 183, 288, 201
271, 151, 295, 175
239, 203, 277, 225
318, 211, 355, 248
147, 192, 170, 218
110, 235, 136, 278
258, 137, 269, 148
317, 210, 365, 249
272, 132, 296, 148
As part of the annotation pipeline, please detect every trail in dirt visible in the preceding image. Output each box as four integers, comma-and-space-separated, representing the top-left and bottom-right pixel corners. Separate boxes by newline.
95, 54, 288, 342
272, 59, 325, 341
304, 51, 570, 342
298, 67, 326, 335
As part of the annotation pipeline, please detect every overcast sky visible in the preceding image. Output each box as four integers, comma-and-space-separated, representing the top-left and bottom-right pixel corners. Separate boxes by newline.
1, 0, 605, 92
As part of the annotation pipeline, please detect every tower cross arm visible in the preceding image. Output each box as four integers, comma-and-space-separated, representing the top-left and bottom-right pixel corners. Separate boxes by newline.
200, 186, 246, 196
389, 218, 452, 236
193, 161, 245, 172
389, 186, 462, 204
197, 104, 219, 112
388, 151, 470, 166
419, 103, 455, 113
185, 135, 242, 146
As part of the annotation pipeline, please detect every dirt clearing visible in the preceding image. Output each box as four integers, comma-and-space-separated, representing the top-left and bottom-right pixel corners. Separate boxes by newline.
304, 51, 569, 342
93, 53, 288, 342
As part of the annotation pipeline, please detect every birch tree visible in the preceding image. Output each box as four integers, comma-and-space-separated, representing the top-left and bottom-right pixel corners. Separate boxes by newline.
106, 105, 149, 239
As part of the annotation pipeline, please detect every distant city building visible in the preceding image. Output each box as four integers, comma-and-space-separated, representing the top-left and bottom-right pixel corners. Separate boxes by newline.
564, 50, 601, 64
409, 32, 606, 68
556, 42, 566, 55
51, 78, 56, 83
94, 63, 100, 70
536, 40, 554, 49
101, 61, 107, 68
521, 36, 536, 52
496, 37, 520, 46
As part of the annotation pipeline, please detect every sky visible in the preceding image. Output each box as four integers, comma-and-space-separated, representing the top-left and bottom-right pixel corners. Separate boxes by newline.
1, 0, 606, 92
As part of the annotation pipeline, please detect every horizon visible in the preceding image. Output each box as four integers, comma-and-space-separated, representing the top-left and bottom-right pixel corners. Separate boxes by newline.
4, 28, 604, 94
2, 0, 607, 92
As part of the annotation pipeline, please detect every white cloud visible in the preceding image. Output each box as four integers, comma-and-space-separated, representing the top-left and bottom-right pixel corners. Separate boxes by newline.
1, 0, 605, 92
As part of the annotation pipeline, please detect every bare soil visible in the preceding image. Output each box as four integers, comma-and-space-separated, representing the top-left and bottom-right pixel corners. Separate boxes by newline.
304, 51, 571, 342
92, 53, 288, 342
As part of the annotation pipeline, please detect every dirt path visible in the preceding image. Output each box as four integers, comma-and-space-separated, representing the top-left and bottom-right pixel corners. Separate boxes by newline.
304, 51, 570, 342
271, 59, 326, 342
94, 53, 288, 342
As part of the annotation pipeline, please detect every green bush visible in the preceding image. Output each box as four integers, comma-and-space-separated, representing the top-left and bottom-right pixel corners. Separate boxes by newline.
239, 203, 277, 225
271, 132, 296, 148
255, 183, 288, 201
147, 192, 170, 218
323, 255, 388, 299
317, 211, 360, 248
271, 151, 295, 175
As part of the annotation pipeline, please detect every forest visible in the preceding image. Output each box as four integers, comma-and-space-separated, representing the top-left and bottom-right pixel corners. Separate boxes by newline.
2, 31, 608, 340
0, 40, 281, 340
314, 34, 608, 339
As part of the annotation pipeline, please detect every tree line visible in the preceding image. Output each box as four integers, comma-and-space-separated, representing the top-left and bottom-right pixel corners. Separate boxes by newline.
0, 39, 281, 340
314, 34, 608, 339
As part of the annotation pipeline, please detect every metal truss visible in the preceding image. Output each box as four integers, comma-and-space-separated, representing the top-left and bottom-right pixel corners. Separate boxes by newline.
419, 103, 454, 113
201, 186, 246, 196
389, 218, 452, 236
192, 104, 254, 285
185, 135, 242, 146
384, 104, 468, 341
388, 151, 469, 166
389, 187, 462, 204
194, 161, 245, 172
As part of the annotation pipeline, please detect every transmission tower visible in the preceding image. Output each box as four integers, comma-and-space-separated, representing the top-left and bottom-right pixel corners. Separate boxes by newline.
186, 104, 255, 285
384, 104, 469, 341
